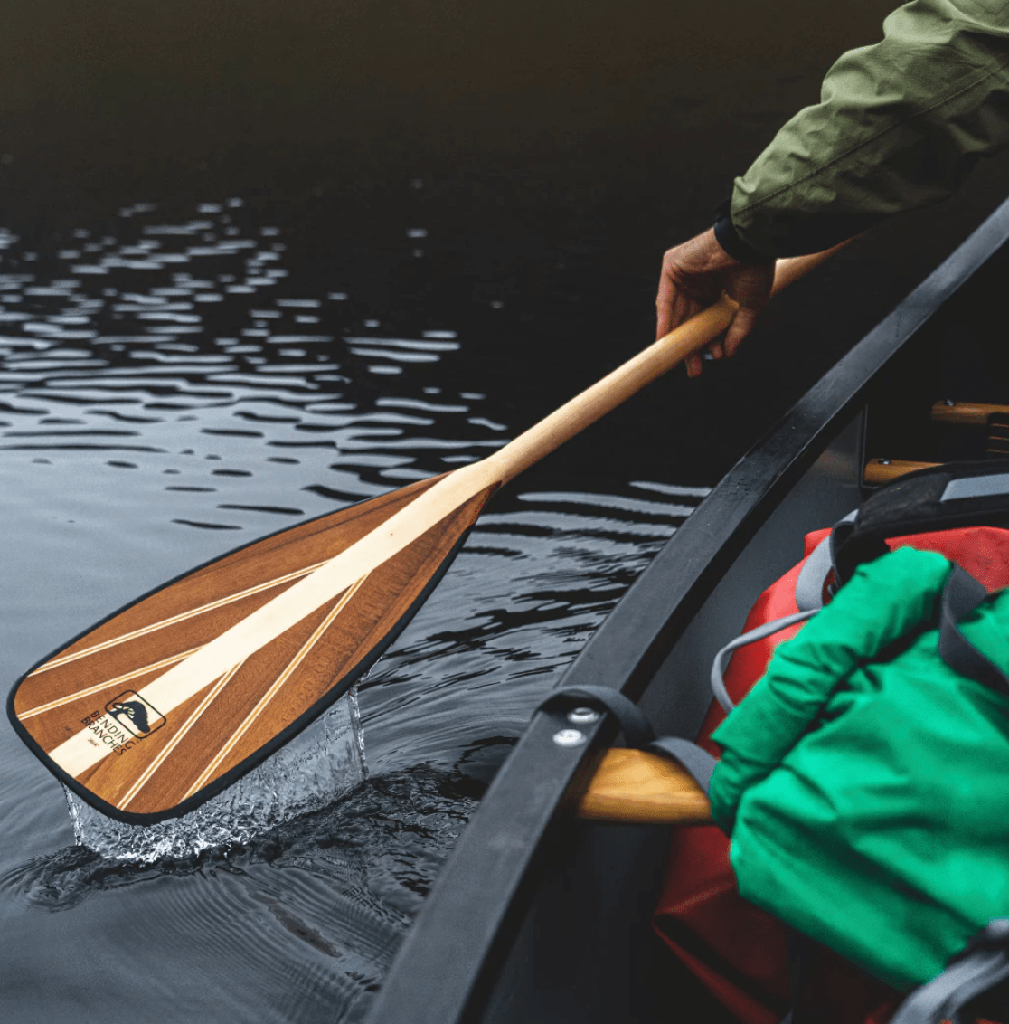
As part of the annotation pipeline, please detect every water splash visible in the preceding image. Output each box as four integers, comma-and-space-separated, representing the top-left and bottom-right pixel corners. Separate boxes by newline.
63, 689, 367, 862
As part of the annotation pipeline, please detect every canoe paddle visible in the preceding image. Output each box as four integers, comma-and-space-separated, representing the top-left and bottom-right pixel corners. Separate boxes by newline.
8, 242, 844, 824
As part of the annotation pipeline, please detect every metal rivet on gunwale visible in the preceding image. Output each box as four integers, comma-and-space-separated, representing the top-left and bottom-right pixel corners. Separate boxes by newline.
568, 707, 601, 726
553, 728, 587, 747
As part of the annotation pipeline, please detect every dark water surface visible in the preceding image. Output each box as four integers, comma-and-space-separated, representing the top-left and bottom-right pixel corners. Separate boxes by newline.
2, 1, 1008, 1021
0, 200, 705, 1022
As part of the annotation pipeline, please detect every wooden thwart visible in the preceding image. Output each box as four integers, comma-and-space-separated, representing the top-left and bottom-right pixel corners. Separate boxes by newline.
577, 748, 712, 824
9, 242, 844, 823
863, 458, 940, 485
931, 400, 1009, 425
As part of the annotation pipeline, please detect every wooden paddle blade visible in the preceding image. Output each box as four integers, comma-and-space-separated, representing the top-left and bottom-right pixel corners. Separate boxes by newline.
8, 473, 495, 824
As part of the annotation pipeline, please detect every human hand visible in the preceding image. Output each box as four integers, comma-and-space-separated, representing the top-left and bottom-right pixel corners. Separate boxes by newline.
656, 228, 775, 377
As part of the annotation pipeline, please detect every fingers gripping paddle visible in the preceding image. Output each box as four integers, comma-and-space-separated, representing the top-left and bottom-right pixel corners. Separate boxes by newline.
8, 245, 840, 823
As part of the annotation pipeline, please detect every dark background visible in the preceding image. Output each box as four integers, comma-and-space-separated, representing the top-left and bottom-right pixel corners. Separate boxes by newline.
3, 0, 1008, 488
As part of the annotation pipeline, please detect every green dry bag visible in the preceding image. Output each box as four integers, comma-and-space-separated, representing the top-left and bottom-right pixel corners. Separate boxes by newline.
709, 546, 1009, 994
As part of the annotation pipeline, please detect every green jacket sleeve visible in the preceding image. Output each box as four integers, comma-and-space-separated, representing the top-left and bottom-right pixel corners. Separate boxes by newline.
708, 547, 951, 830
729, 0, 1009, 258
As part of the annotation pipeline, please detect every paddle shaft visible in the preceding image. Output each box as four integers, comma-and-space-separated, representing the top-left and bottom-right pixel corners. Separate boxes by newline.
35, 240, 849, 793
483, 243, 845, 485
81, 243, 844, 724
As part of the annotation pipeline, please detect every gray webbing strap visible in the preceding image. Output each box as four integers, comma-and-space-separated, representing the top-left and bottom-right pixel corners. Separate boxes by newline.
794, 534, 835, 613
646, 736, 717, 795
890, 920, 1009, 1024
938, 565, 1009, 696
941, 471, 1009, 503
711, 512, 857, 715
710, 610, 817, 714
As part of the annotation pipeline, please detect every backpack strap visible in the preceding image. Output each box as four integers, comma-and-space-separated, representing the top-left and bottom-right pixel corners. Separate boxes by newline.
938, 565, 1009, 695
890, 919, 1009, 1024
833, 460, 1009, 586
710, 509, 857, 714
794, 530, 839, 612
710, 610, 817, 713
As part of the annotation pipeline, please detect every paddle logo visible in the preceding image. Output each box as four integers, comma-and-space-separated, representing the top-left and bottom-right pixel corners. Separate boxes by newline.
104, 691, 166, 740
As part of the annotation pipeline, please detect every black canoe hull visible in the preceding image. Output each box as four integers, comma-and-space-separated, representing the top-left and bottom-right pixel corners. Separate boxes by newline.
365, 196, 1009, 1024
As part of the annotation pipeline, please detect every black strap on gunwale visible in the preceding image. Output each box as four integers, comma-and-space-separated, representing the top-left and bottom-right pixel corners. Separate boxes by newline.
541, 685, 716, 794
938, 564, 1009, 695
540, 685, 655, 747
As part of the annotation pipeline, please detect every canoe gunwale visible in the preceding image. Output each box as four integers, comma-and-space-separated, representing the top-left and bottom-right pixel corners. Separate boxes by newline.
363, 197, 1009, 1024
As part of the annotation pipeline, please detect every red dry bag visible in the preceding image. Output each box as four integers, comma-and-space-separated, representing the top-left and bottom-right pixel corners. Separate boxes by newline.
653, 523, 1009, 1024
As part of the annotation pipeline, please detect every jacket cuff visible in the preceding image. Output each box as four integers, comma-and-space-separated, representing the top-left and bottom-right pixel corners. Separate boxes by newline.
712, 198, 775, 263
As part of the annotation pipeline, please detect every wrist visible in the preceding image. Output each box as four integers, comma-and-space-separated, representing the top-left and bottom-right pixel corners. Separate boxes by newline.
711, 198, 775, 264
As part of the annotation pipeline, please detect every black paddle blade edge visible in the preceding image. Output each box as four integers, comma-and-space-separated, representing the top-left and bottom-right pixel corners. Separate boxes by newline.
7, 492, 479, 827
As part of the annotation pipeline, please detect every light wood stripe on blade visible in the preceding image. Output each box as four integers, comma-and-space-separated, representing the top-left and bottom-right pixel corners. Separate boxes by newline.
35, 560, 326, 673
19, 647, 203, 719
135, 464, 491, 725
47, 465, 491, 784
49, 574, 368, 781
183, 575, 368, 799
50, 668, 217, 779
119, 661, 244, 810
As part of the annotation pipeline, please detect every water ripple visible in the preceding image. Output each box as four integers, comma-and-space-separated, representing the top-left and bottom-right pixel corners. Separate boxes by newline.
0, 197, 709, 1024
0, 768, 477, 1023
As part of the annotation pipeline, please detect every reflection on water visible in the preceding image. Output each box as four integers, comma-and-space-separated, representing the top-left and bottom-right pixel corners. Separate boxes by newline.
0, 199, 707, 1022
0, 199, 498, 519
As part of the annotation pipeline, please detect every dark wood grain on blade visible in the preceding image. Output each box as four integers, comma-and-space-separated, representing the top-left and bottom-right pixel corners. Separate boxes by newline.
11, 474, 494, 820
15, 475, 442, 725
24, 475, 443, 684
